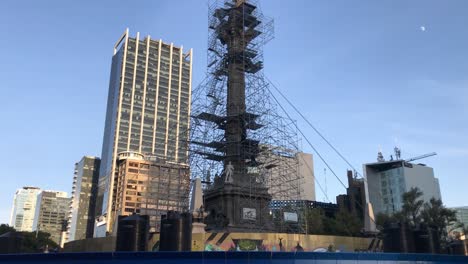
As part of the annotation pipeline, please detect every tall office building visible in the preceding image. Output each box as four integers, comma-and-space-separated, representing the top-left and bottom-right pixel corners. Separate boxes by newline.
364, 160, 441, 216
9, 187, 41, 232
33, 190, 70, 244
96, 29, 193, 235
65, 156, 100, 242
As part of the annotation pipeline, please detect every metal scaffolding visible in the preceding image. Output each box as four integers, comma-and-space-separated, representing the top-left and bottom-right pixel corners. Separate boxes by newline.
190, 0, 305, 233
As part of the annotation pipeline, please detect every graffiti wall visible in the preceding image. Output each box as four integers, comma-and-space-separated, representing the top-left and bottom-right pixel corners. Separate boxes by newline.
150, 233, 371, 252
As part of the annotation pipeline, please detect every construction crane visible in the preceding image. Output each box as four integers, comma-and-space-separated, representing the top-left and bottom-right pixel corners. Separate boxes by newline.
404, 152, 437, 163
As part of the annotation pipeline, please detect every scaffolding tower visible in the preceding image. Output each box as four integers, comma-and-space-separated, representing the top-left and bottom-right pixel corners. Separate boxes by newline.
190, 0, 305, 233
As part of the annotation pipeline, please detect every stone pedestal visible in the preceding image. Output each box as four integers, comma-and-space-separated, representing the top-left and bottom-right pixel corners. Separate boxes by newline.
204, 183, 274, 232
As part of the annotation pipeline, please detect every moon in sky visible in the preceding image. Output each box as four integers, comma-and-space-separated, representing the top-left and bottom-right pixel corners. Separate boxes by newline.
420, 26, 426, 32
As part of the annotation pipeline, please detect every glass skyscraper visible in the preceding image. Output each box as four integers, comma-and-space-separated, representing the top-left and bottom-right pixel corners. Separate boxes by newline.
65, 156, 100, 242
96, 29, 192, 235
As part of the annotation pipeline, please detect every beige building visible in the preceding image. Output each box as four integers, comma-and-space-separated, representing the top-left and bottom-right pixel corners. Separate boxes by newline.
32, 190, 70, 245
262, 147, 315, 201
112, 152, 190, 233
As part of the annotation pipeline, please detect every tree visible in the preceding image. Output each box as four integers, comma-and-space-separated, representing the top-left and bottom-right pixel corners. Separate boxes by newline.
401, 187, 424, 226
449, 222, 468, 241
0, 224, 15, 235
0, 224, 59, 253
304, 208, 325, 234
22, 231, 60, 253
421, 198, 458, 246
324, 210, 362, 236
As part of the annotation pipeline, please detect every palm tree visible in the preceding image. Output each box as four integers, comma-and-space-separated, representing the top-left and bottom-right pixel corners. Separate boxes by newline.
401, 187, 424, 226
421, 198, 458, 248
449, 222, 468, 241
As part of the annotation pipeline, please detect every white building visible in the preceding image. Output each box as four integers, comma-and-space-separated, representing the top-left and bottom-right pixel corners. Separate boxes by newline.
364, 160, 441, 216
9, 187, 41, 232
264, 150, 316, 201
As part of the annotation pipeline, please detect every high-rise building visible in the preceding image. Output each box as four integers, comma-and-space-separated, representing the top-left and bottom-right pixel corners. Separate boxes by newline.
364, 160, 442, 216
33, 190, 70, 244
96, 29, 193, 235
65, 156, 100, 242
9, 187, 41, 232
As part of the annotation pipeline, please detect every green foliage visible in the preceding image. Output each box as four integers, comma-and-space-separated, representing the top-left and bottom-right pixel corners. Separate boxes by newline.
237, 239, 257, 251
0, 224, 59, 253
401, 187, 424, 227
378, 188, 458, 249
304, 208, 325, 234
450, 222, 468, 240
421, 198, 458, 246
0, 224, 15, 235
21, 231, 59, 253
323, 210, 362, 236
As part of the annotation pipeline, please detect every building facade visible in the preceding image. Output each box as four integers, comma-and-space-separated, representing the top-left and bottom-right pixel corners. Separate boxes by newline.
453, 207, 468, 227
263, 150, 315, 201
96, 29, 192, 234
364, 160, 441, 216
297, 153, 316, 201
336, 170, 366, 224
110, 152, 190, 233
9, 187, 41, 232
449, 206, 468, 238
33, 190, 70, 244
65, 156, 101, 242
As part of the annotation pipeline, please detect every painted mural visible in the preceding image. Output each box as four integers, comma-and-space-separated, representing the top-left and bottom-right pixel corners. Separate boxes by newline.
150, 233, 372, 252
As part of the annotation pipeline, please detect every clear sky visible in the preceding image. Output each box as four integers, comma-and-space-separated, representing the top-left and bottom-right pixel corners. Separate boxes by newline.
1, 0, 467, 224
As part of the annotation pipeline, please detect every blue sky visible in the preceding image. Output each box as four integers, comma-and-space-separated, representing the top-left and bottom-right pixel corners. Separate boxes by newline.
1, 0, 467, 224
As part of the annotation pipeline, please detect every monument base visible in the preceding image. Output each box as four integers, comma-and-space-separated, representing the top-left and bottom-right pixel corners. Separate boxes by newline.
203, 183, 274, 233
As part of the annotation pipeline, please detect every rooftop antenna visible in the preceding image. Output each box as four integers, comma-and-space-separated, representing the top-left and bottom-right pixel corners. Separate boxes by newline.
377, 145, 385, 162
393, 137, 401, 160
394, 146, 401, 160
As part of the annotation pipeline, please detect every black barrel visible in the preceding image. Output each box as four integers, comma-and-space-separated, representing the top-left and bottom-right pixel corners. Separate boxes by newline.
449, 240, 468, 255
414, 225, 440, 254
0, 232, 23, 254
382, 222, 415, 253
116, 214, 149, 251
159, 211, 192, 251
